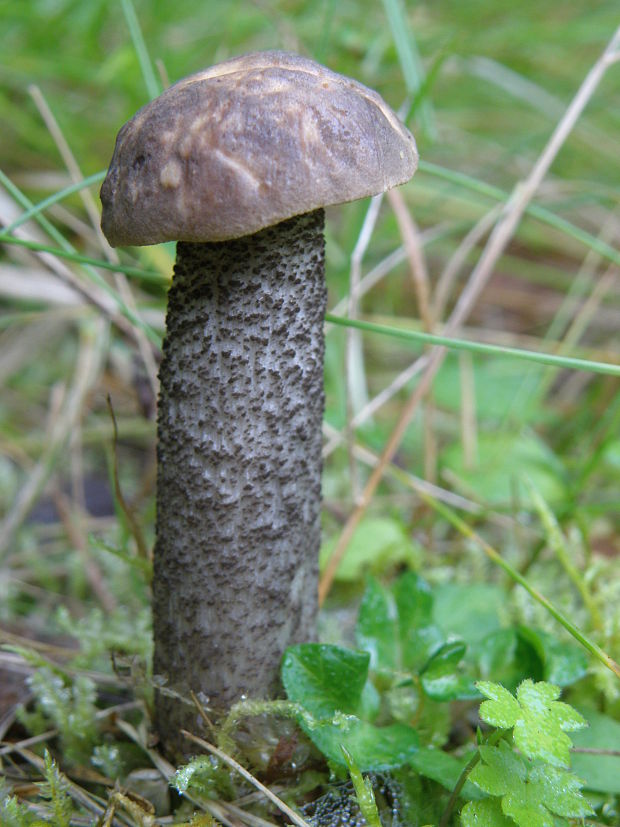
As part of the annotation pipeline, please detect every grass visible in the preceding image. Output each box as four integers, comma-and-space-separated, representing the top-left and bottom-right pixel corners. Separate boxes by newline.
1, 0, 620, 824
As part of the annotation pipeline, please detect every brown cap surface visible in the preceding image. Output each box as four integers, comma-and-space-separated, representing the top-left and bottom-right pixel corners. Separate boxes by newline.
100, 51, 418, 246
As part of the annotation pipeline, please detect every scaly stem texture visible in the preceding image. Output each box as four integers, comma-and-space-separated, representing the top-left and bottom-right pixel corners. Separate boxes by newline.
153, 210, 326, 756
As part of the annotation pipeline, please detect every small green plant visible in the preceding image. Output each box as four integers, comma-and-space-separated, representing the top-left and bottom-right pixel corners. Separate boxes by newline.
38, 751, 73, 827
341, 745, 383, 827
0, 791, 41, 827
460, 680, 593, 826
275, 572, 602, 824
16, 663, 99, 767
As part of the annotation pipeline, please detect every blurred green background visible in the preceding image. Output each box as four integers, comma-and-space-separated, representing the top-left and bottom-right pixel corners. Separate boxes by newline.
1, 0, 620, 819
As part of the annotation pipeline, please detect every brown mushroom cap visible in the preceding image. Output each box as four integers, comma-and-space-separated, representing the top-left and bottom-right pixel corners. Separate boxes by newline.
100, 51, 418, 247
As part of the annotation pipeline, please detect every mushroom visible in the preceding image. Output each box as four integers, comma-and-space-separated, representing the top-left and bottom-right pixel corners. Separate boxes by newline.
100, 50, 417, 757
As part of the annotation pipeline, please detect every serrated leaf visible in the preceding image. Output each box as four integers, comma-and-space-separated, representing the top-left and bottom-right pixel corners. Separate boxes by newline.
281, 643, 370, 718
461, 796, 515, 827
500, 777, 552, 827
470, 741, 525, 796
513, 679, 586, 767
528, 764, 592, 818
469, 741, 592, 827
477, 679, 586, 768
477, 682, 521, 729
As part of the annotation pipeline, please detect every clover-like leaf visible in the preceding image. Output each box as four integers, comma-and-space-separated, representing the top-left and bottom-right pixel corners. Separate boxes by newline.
514, 679, 587, 767
470, 740, 525, 796
461, 796, 515, 827
477, 681, 521, 729
477, 679, 587, 768
469, 740, 592, 827
528, 763, 592, 819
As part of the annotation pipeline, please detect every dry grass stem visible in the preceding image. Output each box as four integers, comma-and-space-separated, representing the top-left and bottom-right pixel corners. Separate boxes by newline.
318, 23, 620, 604
328, 224, 449, 322
181, 731, 312, 827
29, 84, 160, 400
0, 318, 108, 557
345, 194, 385, 498
387, 188, 433, 330
432, 206, 500, 322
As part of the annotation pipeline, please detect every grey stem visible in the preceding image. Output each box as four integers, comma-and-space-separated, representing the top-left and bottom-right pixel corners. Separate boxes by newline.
152, 209, 326, 756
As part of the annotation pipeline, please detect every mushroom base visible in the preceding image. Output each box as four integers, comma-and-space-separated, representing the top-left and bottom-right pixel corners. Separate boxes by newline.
153, 209, 327, 757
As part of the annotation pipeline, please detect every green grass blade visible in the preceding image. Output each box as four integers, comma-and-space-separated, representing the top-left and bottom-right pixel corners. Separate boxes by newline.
415, 488, 620, 681
0, 235, 167, 286
3, 172, 106, 236
381, 0, 436, 137
0, 169, 161, 343
120, 0, 160, 100
418, 160, 620, 270
325, 313, 620, 378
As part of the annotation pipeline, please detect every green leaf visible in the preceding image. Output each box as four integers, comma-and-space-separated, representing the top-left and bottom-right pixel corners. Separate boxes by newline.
470, 741, 525, 796
461, 796, 515, 827
432, 357, 542, 424
500, 778, 553, 827
570, 707, 620, 793
477, 682, 522, 729
477, 679, 586, 768
528, 764, 592, 819
469, 741, 592, 827
356, 573, 444, 676
516, 627, 587, 687
409, 747, 484, 799
281, 644, 369, 718
307, 717, 420, 771
440, 432, 565, 507
476, 628, 543, 690
513, 679, 587, 767
319, 517, 421, 582
281, 643, 419, 771
432, 583, 504, 645
476, 627, 587, 691
420, 641, 479, 701
394, 572, 444, 672
356, 577, 399, 671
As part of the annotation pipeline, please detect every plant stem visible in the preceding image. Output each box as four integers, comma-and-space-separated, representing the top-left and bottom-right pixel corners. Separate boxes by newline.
438, 729, 506, 827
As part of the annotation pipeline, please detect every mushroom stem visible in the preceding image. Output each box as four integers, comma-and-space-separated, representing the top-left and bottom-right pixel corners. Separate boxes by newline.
152, 209, 326, 755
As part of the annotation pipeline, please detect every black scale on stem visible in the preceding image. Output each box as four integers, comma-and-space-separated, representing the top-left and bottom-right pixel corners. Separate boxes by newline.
153, 210, 326, 751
